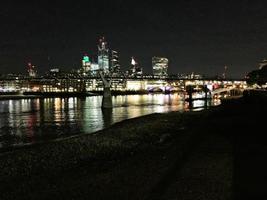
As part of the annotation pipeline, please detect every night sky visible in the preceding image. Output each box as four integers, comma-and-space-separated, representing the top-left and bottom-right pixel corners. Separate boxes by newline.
1, 1, 267, 78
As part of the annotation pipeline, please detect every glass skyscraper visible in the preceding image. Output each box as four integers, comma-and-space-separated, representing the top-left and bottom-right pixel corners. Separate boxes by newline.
98, 37, 109, 74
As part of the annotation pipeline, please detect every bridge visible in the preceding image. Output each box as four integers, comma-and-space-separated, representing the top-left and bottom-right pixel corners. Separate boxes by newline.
211, 87, 244, 98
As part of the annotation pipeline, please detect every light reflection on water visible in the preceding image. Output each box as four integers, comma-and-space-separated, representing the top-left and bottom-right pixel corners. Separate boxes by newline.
0, 94, 220, 150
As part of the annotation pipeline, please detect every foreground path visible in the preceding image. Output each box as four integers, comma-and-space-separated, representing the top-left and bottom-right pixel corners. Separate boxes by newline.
148, 128, 232, 200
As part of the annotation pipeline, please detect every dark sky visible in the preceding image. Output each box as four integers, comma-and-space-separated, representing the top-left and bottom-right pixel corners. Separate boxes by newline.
1, 1, 267, 78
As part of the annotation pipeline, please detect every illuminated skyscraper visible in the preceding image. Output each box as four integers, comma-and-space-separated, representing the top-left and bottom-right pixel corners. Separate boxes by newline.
98, 37, 109, 74
110, 50, 120, 75
129, 57, 142, 77
82, 54, 91, 74
27, 62, 37, 78
152, 57, 168, 77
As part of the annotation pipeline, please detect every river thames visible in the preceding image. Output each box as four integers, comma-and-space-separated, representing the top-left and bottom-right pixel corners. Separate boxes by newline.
0, 93, 220, 150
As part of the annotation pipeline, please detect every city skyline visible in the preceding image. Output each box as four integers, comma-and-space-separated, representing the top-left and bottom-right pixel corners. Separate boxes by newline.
1, 1, 267, 78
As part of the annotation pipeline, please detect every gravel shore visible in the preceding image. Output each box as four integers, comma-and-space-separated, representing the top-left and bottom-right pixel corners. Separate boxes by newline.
0, 92, 266, 199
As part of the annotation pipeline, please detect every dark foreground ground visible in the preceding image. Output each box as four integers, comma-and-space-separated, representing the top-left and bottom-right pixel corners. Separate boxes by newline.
0, 91, 266, 199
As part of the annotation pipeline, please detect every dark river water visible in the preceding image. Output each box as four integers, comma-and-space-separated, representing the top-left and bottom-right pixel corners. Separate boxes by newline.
0, 94, 220, 150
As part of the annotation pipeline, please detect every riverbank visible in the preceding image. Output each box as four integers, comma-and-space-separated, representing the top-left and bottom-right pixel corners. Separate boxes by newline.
0, 90, 266, 199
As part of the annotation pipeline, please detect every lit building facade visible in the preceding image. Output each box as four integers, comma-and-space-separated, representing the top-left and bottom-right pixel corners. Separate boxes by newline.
110, 50, 121, 75
128, 57, 143, 77
90, 63, 100, 76
82, 55, 91, 73
98, 37, 109, 74
27, 62, 37, 78
152, 57, 168, 77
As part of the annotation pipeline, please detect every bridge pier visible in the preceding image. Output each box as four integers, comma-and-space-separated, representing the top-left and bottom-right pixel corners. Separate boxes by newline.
102, 87, 112, 109
187, 85, 193, 109
100, 72, 113, 109
204, 85, 209, 108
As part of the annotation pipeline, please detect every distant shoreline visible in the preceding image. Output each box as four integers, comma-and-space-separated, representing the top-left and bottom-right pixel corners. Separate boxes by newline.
0, 90, 180, 100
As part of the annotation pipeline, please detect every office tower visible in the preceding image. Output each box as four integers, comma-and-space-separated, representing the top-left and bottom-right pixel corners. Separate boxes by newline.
152, 57, 168, 77
98, 37, 109, 74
